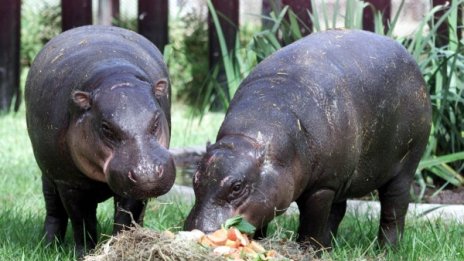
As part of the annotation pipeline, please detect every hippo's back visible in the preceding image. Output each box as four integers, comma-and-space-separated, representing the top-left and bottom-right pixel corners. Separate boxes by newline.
233, 29, 427, 116
26, 25, 167, 114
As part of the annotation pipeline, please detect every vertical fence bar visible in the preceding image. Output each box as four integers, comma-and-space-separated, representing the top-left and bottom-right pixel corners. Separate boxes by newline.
61, 0, 92, 31
112, 0, 120, 25
432, 0, 449, 47
362, 0, 391, 33
208, 0, 239, 111
281, 0, 312, 36
261, 0, 281, 30
138, 0, 169, 52
0, 0, 21, 112
97, 0, 119, 25
458, 2, 463, 42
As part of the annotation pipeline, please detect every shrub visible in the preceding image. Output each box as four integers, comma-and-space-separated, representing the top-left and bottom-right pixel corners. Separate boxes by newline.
20, 3, 61, 68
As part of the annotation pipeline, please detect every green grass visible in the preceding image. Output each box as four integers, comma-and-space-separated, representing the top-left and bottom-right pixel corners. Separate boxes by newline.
170, 103, 224, 148
2, 105, 464, 260
266, 212, 464, 260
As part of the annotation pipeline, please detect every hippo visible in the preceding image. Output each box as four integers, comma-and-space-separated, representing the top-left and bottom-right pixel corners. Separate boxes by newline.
185, 29, 432, 250
25, 25, 175, 255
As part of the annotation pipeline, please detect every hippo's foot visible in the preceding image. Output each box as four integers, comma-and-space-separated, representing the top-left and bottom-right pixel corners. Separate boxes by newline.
44, 215, 68, 245
71, 217, 98, 258
300, 200, 347, 257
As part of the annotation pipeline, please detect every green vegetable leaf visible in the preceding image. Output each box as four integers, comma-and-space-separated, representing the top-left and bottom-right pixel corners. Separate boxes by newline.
223, 216, 256, 235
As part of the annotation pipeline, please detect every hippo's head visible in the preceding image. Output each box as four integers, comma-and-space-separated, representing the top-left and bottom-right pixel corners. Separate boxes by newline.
185, 135, 295, 234
66, 76, 175, 199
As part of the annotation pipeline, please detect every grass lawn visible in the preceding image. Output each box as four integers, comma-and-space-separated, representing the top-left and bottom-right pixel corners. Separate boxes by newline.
1, 104, 463, 260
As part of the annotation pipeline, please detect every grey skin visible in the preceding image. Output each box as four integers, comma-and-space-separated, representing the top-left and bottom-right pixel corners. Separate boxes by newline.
185, 29, 432, 250
25, 25, 175, 256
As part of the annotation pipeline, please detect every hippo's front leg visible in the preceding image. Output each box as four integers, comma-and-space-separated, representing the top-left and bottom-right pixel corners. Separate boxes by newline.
253, 224, 268, 240
113, 196, 147, 234
296, 189, 335, 249
42, 176, 68, 244
56, 185, 99, 257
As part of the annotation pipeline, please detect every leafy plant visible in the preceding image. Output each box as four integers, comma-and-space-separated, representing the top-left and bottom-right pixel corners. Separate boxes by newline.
174, 1, 257, 116
169, 10, 210, 114
400, 1, 464, 197
20, 3, 61, 68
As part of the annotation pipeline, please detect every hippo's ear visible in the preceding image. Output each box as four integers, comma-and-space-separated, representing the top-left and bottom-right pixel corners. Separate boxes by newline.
257, 143, 272, 166
256, 144, 270, 164
206, 140, 212, 152
71, 91, 91, 110
154, 78, 168, 99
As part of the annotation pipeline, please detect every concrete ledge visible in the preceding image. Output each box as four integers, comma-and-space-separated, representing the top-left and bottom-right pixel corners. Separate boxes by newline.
160, 185, 464, 223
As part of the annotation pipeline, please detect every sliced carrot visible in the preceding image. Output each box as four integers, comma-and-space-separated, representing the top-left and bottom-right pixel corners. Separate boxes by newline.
266, 250, 278, 257
206, 228, 228, 245
241, 246, 257, 254
235, 231, 250, 246
225, 239, 240, 248
199, 235, 215, 247
249, 241, 266, 253
227, 227, 238, 241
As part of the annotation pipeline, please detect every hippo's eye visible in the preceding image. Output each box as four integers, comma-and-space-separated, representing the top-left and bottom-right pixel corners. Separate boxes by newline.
149, 112, 161, 135
228, 181, 245, 201
150, 121, 159, 135
231, 182, 242, 192
101, 121, 119, 143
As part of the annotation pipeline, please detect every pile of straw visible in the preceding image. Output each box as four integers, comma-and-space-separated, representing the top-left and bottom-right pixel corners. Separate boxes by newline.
84, 227, 315, 261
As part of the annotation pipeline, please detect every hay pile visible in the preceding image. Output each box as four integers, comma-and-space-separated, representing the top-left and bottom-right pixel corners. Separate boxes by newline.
84, 227, 315, 261
84, 227, 221, 261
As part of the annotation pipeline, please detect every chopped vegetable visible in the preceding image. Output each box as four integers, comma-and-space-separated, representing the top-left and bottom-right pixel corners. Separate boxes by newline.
197, 226, 276, 260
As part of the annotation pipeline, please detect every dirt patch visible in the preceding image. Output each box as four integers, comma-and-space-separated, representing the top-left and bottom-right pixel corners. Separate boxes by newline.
422, 187, 464, 205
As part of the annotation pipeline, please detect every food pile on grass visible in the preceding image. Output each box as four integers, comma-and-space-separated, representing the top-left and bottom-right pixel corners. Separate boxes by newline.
84, 216, 315, 261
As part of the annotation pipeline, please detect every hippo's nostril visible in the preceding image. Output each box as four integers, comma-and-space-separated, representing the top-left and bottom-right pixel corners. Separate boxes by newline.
128, 171, 137, 183
156, 164, 164, 178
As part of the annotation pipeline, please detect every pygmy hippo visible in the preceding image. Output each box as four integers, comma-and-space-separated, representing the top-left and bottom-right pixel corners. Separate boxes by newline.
25, 25, 175, 255
185, 29, 432, 250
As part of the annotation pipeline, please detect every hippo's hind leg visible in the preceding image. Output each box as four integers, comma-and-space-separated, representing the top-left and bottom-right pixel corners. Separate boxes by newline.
112, 196, 147, 234
377, 156, 418, 247
42, 175, 68, 244
327, 200, 347, 239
